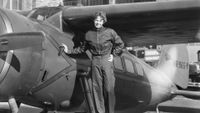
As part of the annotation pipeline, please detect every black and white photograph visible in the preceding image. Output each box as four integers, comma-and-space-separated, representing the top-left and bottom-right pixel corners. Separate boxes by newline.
0, 0, 200, 113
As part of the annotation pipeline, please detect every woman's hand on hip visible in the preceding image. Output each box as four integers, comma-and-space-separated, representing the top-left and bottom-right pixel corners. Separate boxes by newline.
108, 54, 113, 62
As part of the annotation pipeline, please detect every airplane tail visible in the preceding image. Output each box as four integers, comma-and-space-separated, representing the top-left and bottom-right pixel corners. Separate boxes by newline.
156, 44, 189, 89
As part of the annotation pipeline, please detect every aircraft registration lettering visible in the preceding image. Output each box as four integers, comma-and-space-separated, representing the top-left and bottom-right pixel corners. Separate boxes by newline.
176, 60, 189, 70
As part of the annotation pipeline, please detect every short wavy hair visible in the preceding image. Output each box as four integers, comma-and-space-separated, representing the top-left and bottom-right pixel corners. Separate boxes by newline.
94, 11, 107, 23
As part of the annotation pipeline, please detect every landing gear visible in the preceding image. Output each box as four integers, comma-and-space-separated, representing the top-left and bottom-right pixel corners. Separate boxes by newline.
8, 97, 19, 113
156, 104, 160, 113
78, 69, 96, 113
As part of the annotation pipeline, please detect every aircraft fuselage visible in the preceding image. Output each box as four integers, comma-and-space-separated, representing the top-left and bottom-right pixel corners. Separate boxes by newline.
0, 8, 179, 112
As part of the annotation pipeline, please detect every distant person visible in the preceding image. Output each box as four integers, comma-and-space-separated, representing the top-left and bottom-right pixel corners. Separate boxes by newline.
63, 11, 124, 113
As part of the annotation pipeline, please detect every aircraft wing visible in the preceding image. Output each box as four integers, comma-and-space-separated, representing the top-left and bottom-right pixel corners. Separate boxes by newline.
62, 0, 200, 46
147, 89, 200, 112
156, 95, 200, 112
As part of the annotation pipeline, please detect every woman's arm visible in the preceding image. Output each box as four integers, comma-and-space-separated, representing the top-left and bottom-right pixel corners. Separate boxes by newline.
111, 29, 125, 56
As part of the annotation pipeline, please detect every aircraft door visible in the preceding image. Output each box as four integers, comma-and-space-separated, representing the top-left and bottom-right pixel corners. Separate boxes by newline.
29, 32, 76, 108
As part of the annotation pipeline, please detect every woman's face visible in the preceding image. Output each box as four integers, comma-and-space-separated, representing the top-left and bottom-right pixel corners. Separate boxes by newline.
94, 16, 104, 29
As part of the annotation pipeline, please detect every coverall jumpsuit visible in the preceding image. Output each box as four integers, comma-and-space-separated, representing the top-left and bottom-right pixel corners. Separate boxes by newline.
72, 27, 124, 113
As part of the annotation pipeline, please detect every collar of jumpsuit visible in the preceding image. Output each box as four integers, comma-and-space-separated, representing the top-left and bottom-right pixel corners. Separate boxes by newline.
95, 26, 106, 32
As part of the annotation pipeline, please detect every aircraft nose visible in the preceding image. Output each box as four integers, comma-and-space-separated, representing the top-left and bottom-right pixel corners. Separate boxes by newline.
0, 10, 13, 83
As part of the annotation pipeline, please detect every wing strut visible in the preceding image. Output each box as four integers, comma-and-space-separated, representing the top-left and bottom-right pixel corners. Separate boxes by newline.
8, 97, 19, 113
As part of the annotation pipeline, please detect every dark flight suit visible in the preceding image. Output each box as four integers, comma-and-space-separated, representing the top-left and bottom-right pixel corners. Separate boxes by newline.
71, 27, 124, 113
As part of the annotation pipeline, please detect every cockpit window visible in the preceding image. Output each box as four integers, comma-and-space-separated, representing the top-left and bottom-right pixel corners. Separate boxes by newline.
28, 7, 62, 20
134, 63, 144, 76
124, 57, 135, 73
114, 56, 123, 70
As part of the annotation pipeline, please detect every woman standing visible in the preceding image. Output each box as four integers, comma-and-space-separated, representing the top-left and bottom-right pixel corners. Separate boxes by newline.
65, 11, 124, 113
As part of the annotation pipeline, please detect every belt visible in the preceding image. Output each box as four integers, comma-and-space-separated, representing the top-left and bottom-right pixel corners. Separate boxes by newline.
92, 54, 110, 59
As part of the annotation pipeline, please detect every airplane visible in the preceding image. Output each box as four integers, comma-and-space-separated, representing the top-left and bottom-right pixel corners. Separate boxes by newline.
1, 0, 200, 113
